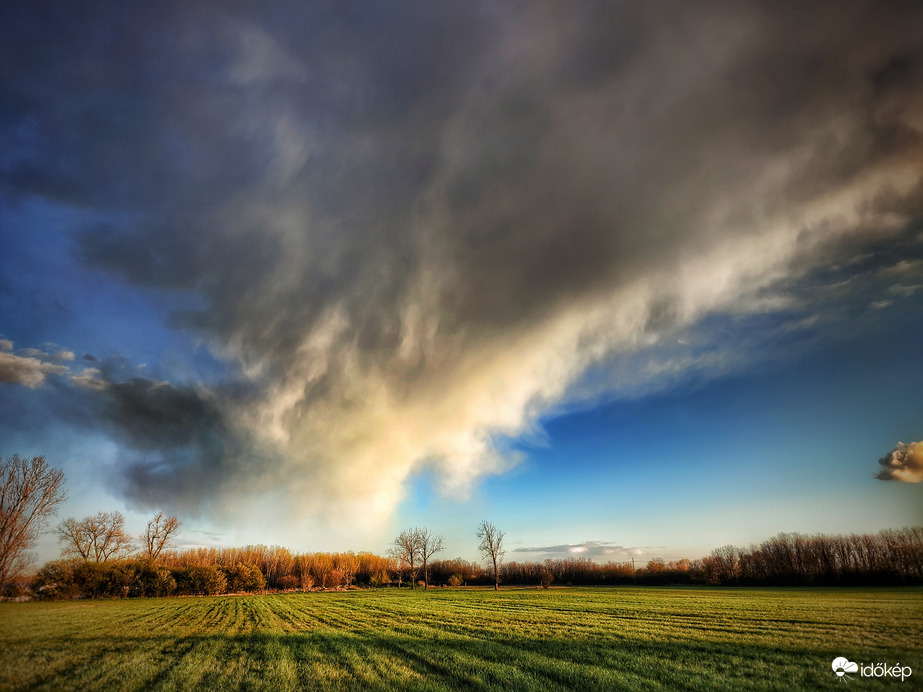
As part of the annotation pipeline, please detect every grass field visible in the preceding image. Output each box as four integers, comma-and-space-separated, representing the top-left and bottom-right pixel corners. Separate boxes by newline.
1, 587, 921, 691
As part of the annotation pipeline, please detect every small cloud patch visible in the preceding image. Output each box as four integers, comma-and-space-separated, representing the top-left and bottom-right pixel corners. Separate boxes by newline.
875, 441, 923, 483
0, 348, 67, 388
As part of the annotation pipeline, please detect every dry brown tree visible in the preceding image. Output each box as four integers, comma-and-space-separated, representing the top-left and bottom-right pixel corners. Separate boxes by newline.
57, 511, 133, 562
414, 527, 444, 590
0, 454, 67, 585
476, 520, 506, 590
389, 529, 420, 588
143, 511, 181, 561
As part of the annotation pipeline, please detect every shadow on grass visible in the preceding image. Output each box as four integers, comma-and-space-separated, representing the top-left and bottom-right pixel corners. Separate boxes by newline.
11, 626, 873, 692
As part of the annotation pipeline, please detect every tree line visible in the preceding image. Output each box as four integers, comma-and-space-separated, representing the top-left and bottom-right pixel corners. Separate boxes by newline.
23, 525, 921, 600
2, 455, 921, 600
417, 526, 922, 587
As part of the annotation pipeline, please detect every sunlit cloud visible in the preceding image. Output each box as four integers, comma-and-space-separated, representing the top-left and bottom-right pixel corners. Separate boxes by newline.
875, 442, 923, 483
0, 345, 67, 388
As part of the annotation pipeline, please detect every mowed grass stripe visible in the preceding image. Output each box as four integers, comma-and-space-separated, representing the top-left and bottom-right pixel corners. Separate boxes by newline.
1, 587, 921, 691
328, 589, 791, 646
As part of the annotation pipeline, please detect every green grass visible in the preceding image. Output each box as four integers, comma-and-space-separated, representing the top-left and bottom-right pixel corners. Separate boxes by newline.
1, 587, 921, 691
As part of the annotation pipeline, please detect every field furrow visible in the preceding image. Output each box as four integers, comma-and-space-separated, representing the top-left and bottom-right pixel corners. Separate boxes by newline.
1, 587, 920, 691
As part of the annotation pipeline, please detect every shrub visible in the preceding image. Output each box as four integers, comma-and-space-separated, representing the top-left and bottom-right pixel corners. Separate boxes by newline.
1, 575, 30, 600
74, 561, 110, 598
128, 562, 172, 598
149, 566, 176, 597
110, 562, 140, 597
175, 565, 227, 595
32, 560, 80, 600
369, 570, 390, 588
223, 563, 266, 593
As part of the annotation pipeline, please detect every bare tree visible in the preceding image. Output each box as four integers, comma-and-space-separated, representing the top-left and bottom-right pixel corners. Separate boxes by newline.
476, 520, 506, 590
389, 529, 419, 588
143, 511, 181, 561
0, 455, 67, 585
57, 511, 133, 562
414, 527, 444, 590
337, 552, 359, 590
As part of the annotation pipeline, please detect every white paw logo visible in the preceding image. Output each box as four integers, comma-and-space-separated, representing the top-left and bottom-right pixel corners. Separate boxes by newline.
832, 657, 859, 680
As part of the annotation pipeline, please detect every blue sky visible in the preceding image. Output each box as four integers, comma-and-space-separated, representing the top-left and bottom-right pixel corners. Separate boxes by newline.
1, 1, 921, 566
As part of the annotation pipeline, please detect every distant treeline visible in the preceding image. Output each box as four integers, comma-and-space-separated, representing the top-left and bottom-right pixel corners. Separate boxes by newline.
497, 526, 923, 587
20, 526, 922, 600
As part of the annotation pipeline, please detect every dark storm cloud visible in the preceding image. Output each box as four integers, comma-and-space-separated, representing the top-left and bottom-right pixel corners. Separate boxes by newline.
3, 1, 922, 516
63, 361, 269, 514
0, 337, 259, 513
100, 378, 224, 450
97, 378, 253, 511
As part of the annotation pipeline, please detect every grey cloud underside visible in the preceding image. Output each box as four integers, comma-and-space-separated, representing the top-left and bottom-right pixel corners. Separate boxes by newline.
48, 359, 266, 514
512, 541, 649, 560
0, 340, 261, 514
101, 383, 250, 513
77, 3, 923, 371
3, 1, 922, 514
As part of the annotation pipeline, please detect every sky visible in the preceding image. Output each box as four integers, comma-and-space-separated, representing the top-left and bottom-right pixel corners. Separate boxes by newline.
1, 0, 921, 566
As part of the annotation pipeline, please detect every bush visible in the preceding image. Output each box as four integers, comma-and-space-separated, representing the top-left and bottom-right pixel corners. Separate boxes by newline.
447, 574, 462, 588
174, 565, 227, 595
32, 560, 81, 600
32, 560, 141, 599
133, 562, 177, 597
74, 561, 111, 598
369, 570, 390, 588
223, 563, 266, 593
105, 562, 140, 597
0, 575, 30, 600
